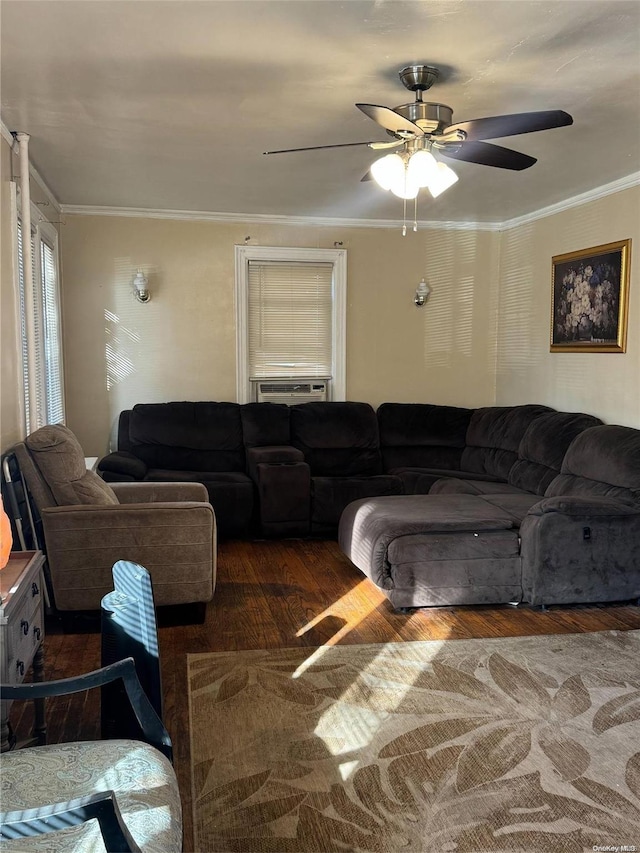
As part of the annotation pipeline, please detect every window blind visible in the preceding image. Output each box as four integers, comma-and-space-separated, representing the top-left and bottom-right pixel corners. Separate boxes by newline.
17, 220, 31, 430
248, 260, 333, 378
41, 238, 64, 424
16, 215, 64, 433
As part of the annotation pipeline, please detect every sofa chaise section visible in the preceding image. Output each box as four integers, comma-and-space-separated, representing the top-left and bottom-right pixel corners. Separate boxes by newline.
339, 422, 640, 610
338, 494, 523, 609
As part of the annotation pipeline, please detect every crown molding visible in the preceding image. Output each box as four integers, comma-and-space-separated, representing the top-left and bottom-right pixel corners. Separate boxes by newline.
59, 171, 640, 233
59, 204, 500, 232
500, 171, 640, 231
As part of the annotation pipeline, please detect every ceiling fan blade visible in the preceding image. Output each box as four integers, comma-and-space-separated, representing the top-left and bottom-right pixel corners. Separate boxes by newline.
360, 170, 373, 182
263, 140, 384, 155
369, 139, 406, 150
356, 103, 424, 137
440, 141, 537, 170
447, 110, 573, 141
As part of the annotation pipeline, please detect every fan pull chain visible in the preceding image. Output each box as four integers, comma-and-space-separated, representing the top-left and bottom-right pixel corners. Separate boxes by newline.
402, 197, 407, 237
413, 196, 418, 232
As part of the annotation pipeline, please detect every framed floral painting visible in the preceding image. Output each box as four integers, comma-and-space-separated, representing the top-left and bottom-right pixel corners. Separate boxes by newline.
550, 239, 631, 352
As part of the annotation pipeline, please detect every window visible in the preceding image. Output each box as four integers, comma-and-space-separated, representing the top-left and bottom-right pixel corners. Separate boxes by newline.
16, 204, 65, 433
235, 246, 346, 403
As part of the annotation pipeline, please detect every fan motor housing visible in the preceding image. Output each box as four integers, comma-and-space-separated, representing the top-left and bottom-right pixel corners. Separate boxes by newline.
393, 101, 453, 134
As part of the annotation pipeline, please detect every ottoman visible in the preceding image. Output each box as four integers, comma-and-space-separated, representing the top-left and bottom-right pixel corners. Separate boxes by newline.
338, 494, 523, 609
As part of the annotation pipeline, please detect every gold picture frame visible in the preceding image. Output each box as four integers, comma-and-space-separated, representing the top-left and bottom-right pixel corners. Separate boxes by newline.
550, 239, 631, 353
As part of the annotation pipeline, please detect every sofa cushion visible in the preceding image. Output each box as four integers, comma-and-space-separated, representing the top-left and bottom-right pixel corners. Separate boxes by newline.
394, 467, 503, 496
145, 468, 253, 537
377, 402, 473, 472
430, 411, 604, 498
430, 479, 528, 497
311, 474, 403, 527
128, 402, 246, 472
508, 411, 603, 495
290, 402, 383, 476
240, 402, 291, 447
477, 492, 543, 523
25, 425, 118, 506
545, 424, 640, 505
460, 404, 553, 480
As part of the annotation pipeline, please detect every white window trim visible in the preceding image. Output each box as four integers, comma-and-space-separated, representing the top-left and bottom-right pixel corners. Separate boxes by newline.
235, 245, 346, 404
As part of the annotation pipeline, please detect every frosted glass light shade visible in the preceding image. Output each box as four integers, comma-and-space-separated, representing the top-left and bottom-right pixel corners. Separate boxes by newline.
370, 154, 405, 191
406, 150, 438, 187
427, 162, 459, 198
390, 176, 419, 199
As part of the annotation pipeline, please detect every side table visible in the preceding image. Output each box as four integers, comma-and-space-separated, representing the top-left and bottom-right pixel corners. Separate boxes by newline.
0, 550, 46, 751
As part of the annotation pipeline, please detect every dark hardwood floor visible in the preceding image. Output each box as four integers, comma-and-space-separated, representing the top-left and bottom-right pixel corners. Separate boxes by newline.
10, 539, 640, 851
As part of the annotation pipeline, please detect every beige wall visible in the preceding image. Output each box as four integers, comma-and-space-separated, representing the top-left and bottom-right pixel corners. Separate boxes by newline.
61, 216, 501, 455
496, 186, 640, 427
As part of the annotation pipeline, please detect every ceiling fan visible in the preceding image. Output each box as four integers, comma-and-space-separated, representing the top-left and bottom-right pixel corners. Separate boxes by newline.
264, 64, 573, 205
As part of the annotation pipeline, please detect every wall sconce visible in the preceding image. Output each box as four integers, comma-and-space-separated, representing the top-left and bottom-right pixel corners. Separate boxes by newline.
133, 270, 150, 303
414, 278, 431, 307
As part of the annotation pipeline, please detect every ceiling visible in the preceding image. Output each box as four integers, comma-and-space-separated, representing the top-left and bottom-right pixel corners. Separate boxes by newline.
2, 0, 639, 225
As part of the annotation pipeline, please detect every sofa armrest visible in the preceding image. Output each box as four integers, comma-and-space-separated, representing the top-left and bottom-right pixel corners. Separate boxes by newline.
245, 446, 310, 536
42, 501, 215, 532
40, 503, 216, 610
246, 445, 304, 481
528, 495, 640, 518
520, 496, 640, 607
111, 481, 210, 504
98, 451, 147, 480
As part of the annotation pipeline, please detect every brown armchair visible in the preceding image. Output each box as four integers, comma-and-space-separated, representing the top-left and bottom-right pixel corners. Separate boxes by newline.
14, 425, 216, 612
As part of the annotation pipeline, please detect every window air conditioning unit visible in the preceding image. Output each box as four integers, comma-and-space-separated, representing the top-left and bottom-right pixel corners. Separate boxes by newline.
256, 380, 328, 406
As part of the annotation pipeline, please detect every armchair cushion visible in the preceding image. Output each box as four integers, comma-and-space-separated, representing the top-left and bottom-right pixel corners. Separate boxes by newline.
1, 739, 182, 852
25, 425, 118, 506
1, 657, 180, 852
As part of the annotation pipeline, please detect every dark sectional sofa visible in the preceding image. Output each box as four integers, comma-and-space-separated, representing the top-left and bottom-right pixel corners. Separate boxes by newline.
97, 399, 640, 609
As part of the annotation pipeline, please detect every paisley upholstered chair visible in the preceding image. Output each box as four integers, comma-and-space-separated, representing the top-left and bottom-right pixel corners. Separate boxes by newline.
0, 656, 182, 852
1, 561, 181, 851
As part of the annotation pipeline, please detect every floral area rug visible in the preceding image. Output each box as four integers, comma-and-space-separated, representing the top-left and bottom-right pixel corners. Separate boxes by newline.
188, 630, 640, 852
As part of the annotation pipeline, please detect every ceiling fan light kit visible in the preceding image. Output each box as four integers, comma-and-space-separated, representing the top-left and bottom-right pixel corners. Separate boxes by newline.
264, 64, 573, 233
371, 147, 460, 202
